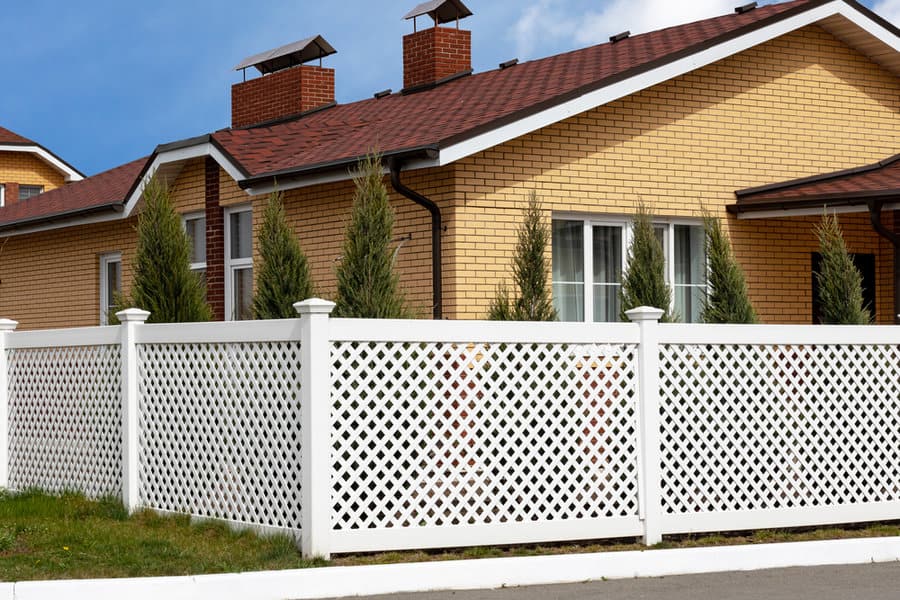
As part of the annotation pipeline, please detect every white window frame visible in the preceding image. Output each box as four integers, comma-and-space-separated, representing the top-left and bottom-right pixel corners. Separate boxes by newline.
0, 184, 5, 208
224, 205, 253, 321
183, 212, 207, 274
553, 213, 707, 322
99, 252, 122, 326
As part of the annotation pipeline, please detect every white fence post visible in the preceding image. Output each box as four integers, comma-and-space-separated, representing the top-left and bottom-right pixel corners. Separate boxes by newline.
295, 298, 336, 559
117, 308, 150, 513
0, 319, 18, 490
627, 306, 664, 546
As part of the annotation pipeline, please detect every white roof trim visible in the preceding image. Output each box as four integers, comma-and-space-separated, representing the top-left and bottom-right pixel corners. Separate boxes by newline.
0, 145, 83, 182
735, 202, 900, 220
121, 142, 246, 217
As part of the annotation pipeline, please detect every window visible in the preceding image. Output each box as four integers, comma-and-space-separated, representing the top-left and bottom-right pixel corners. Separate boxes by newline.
225, 206, 253, 321
552, 217, 707, 323
100, 253, 122, 325
184, 213, 207, 287
0, 184, 5, 208
19, 185, 44, 201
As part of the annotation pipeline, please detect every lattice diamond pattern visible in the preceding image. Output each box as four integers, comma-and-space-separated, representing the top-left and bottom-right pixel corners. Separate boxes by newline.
8, 346, 122, 498
331, 341, 639, 530
660, 344, 900, 514
138, 342, 303, 530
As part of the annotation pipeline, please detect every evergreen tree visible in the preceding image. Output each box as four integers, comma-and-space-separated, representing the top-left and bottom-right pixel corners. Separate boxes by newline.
815, 211, 871, 324
253, 191, 315, 319
333, 153, 409, 318
120, 178, 212, 323
701, 213, 759, 324
620, 202, 675, 322
488, 191, 557, 321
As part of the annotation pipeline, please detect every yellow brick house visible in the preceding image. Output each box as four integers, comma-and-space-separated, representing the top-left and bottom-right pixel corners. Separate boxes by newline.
0, 0, 898, 329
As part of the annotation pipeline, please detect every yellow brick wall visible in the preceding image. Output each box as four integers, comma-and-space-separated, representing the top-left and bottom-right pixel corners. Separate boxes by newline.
273, 166, 455, 317
0, 218, 137, 329
0, 151, 67, 198
453, 25, 900, 322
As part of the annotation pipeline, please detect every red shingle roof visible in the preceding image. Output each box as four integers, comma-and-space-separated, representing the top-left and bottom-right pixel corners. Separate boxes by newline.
213, 0, 812, 179
0, 157, 147, 229
731, 154, 900, 213
0, 0, 831, 230
0, 126, 36, 146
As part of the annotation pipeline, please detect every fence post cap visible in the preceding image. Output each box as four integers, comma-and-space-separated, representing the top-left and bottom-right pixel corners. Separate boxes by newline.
625, 307, 665, 322
294, 298, 337, 316
115, 308, 151, 323
0, 319, 18, 332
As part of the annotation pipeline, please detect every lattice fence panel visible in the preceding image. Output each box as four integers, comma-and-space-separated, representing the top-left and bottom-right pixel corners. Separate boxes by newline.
138, 342, 303, 530
8, 346, 122, 498
660, 344, 900, 514
331, 341, 639, 531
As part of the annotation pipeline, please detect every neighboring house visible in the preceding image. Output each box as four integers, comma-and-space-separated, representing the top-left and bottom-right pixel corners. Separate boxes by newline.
0, 0, 898, 329
0, 126, 82, 210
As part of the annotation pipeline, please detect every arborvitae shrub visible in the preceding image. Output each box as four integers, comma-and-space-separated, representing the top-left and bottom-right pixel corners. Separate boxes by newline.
701, 213, 759, 324
620, 202, 674, 322
815, 211, 871, 324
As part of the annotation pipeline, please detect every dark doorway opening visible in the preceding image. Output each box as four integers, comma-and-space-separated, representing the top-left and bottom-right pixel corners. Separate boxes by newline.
811, 253, 876, 324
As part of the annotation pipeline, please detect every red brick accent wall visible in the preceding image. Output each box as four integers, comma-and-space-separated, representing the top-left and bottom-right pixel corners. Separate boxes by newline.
403, 27, 471, 90
231, 65, 335, 128
205, 157, 225, 320
4, 183, 18, 206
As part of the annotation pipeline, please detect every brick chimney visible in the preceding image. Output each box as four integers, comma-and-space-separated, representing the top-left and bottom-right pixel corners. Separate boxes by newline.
231, 35, 337, 128
402, 0, 474, 91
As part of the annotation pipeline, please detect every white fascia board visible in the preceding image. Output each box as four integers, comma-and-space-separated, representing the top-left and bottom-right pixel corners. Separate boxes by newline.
244, 157, 437, 196
735, 201, 900, 220
436, 1, 876, 167
0, 145, 83, 182
122, 142, 247, 217
0, 210, 124, 238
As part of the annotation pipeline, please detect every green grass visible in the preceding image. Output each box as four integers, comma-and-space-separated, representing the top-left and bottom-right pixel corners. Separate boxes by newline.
1, 490, 899, 582
0, 490, 323, 582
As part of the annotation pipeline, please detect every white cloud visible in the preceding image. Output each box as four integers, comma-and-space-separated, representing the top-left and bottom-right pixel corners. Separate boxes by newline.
873, 0, 900, 25
511, 0, 780, 59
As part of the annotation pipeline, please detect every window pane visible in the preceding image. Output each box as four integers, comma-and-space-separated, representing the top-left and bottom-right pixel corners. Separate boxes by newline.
675, 225, 706, 285
185, 217, 206, 264
592, 226, 622, 284
552, 221, 583, 282
230, 211, 252, 260
553, 283, 584, 322
106, 261, 121, 304
233, 267, 253, 320
593, 284, 621, 323
553, 220, 585, 322
674, 225, 707, 323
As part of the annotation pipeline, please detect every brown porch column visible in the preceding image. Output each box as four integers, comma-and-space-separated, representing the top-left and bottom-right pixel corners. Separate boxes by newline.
205, 157, 225, 321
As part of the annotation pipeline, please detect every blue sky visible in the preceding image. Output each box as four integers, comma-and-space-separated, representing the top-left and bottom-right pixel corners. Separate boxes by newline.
0, 0, 894, 176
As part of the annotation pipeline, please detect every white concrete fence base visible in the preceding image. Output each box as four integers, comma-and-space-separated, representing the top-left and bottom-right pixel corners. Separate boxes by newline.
2, 537, 899, 600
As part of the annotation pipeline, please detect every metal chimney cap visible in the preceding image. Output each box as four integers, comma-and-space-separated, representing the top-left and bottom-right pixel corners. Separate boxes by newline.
403, 0, 473, 24
234, 35, 337, 75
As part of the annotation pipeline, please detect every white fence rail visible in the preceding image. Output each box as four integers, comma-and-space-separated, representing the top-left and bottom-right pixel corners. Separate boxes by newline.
0, 305, 899, 559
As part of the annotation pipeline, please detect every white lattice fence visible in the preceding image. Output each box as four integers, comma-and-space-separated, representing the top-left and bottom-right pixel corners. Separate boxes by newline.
659, 340, 900, 533
7, 345, 122, 498
329, 335, 641, 551
138, 341, 303, 532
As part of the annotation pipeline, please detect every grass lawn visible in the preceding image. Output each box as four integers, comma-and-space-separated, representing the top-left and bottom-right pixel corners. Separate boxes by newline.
1, 490, 898, 582
0, 491, 323, 581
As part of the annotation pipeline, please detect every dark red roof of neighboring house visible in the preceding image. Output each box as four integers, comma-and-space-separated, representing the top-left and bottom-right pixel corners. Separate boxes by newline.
0, 126, 36, 146
730, 154, 900, 214
213, 0, 813, 180
0, 157, 147, 230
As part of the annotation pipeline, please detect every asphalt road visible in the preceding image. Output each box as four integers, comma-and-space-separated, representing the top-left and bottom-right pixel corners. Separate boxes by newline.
324, 563, 900, 600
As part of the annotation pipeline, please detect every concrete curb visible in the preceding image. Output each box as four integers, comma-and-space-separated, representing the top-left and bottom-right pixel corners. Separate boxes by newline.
7, 536, 900, 599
